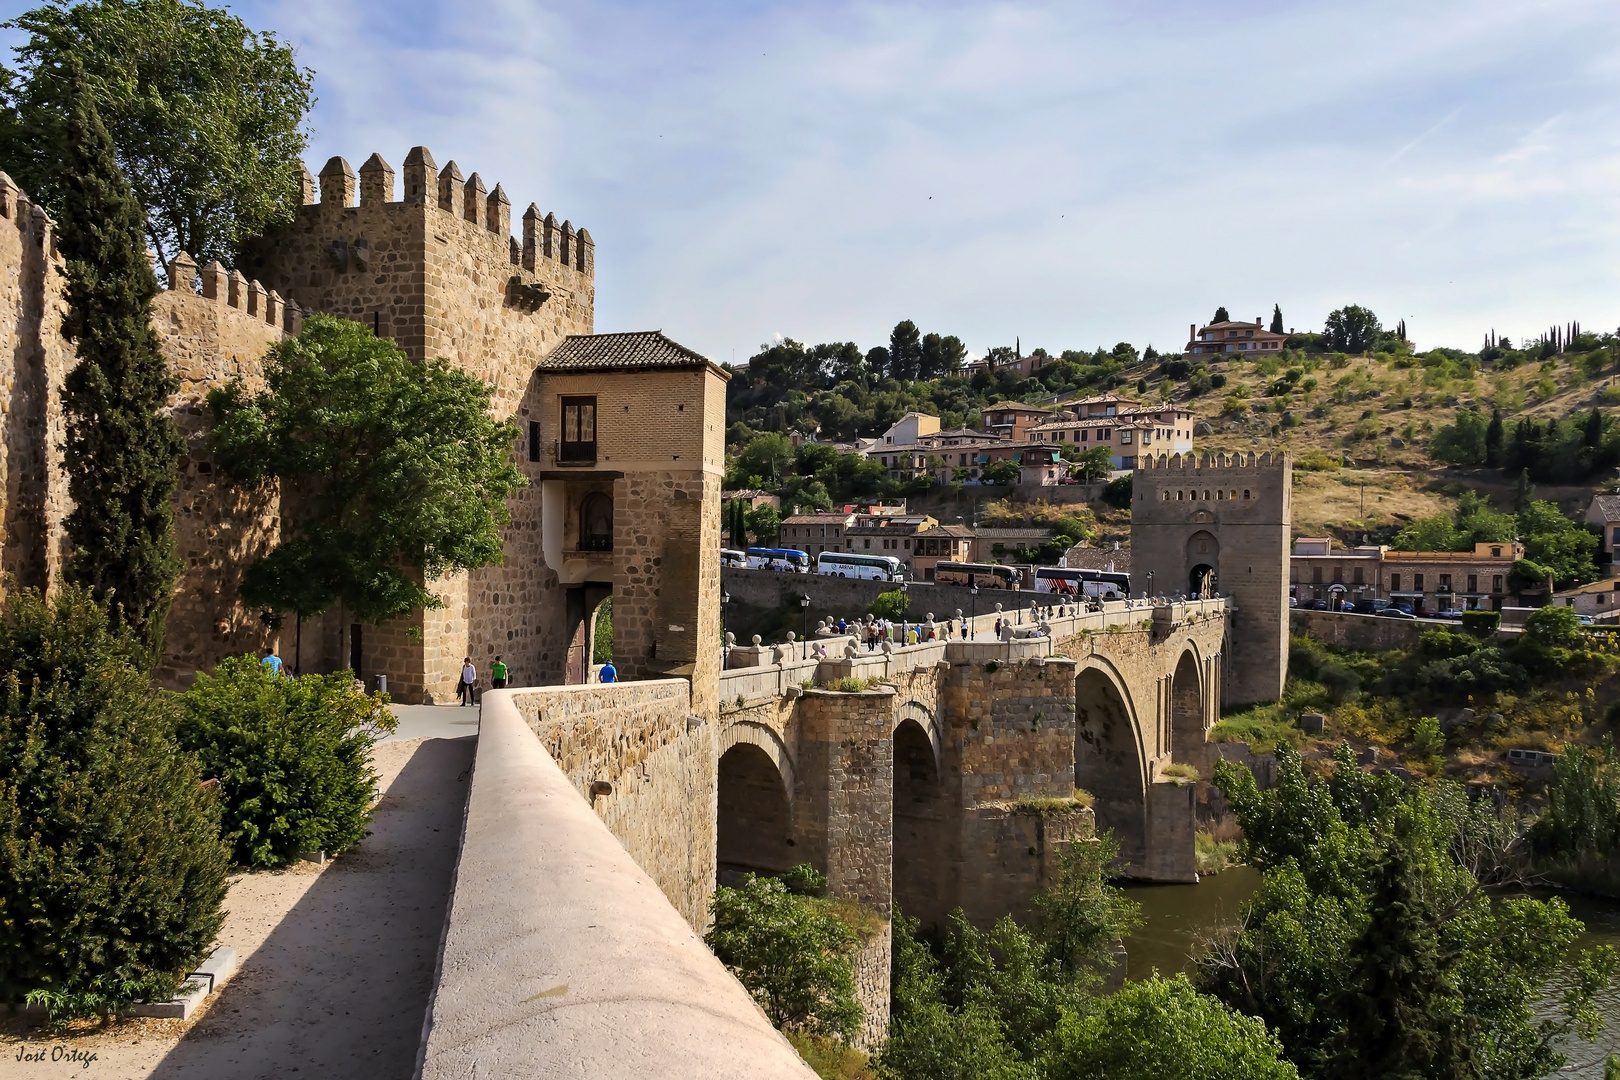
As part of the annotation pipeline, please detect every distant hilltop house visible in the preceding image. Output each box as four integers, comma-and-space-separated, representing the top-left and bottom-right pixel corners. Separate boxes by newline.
1291, 538, 1528, 612
1584, 494, 1620, 570
1552, 578, 1620, 622
720, 488, 780, 511
858, 392, 1196, 484
1185, 317, 1289, 357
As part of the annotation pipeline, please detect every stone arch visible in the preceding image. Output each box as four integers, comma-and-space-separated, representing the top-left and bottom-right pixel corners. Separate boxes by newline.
1186, 530, 1219, 596
1170, 647, 1206, 766
717, 739, 795, 884
721, 720, 798, 800
893, 715, 948, 930
1072, 656, 1148, 871
895, 698, 942, 776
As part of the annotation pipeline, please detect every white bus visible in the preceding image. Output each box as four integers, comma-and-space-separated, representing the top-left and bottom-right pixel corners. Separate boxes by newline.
746, 547, 812, 573
720, 548, 748, 568
817, 551, 905, 581
1031, 566, 1131, 599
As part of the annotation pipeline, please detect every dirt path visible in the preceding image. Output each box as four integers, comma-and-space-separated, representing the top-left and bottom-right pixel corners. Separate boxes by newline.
1, 735, 474, 1080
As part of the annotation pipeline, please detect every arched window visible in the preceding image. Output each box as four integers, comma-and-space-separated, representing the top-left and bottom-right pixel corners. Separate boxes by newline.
1176, 490, 1184, 501
1243, 489, 1251, 500
580, 492, 613, 551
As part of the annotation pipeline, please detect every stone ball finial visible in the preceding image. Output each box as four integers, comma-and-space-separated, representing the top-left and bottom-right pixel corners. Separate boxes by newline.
955, 609, 963, 619
995, 603, 1004, 613
882, 641, 894, 656
751, 634, 762, 646
724, 631, 736, 647
786, 631, 796, 643
926, 612, 935, 623
844, 641, 859, 659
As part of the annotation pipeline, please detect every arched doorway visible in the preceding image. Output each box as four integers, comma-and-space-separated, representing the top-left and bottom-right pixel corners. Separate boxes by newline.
893, 717, 947, 930
1073, 666, 1146, 871
717, 744, 793, 885
564, 586, 612, 684
1186, 530, 1219, 597
1170, 650, 1205, 766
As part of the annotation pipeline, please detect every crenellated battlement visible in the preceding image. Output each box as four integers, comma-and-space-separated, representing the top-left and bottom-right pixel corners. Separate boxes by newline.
300, 147, 594, 278
0, 171, 63, 265
1136, 450, 1290, 471
165, 252, 302, 335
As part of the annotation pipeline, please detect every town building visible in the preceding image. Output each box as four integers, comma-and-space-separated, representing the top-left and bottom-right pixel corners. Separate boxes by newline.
778, 511, 858, 557
1584, 494, 1620, 570
972, 527, 1058, 564
844, 513, 973, 579
878, 411, 941, 447
1184, 317, 1289, 357
1019, 445, 1063, 485
1290, 538, 1525, 611
1028, 395, 1196, 469
982, 403, 1054, 442
1553, 578, 1620, 621
721, 488, 780, 511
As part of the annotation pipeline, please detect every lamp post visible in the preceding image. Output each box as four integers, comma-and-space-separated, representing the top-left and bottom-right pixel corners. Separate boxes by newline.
800, 594, 811, 660
1147, 571, 1155, 602
970, 585, 979, 639
899, 581, 910, 644
720, 591, 731, 670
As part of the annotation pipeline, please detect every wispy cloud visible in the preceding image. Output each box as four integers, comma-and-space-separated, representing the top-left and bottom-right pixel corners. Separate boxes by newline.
5, 0, 1618, 355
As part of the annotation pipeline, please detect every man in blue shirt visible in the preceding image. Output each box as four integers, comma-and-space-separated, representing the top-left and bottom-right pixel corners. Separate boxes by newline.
599, 660, 617, 683
262, 647, 283, 675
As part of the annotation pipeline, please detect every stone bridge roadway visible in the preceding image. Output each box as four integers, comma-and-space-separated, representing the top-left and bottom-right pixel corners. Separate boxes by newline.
714, 597, 1228, 939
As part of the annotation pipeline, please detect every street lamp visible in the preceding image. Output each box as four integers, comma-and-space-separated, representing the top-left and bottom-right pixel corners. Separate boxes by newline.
720, 591, 731, 670
800, 594, 811, 660
899, 581, 910, 644
970, 585, 979, 638
1147, 571, 1155, 601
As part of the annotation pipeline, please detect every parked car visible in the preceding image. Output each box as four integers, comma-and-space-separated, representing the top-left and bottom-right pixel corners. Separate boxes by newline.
1377, 607, 1416, 619
1436, 607, 1465, 619
1306, 599, 1329, 610
1352, 598, 1391, 615
1392, 601, 1415, 614
1289, 596, 1298, 608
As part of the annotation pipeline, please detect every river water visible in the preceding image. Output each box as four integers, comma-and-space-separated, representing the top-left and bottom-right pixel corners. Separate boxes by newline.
1120, 871, 1620, 1075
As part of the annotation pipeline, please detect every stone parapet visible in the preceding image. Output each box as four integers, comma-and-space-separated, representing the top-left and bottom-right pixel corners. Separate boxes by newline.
418, 689, 815, 1080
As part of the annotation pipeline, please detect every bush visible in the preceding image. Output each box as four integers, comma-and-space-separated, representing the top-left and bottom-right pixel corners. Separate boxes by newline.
0, 587, 228, 1019
1461, 609, 1501, 636
178, 656, 397, 867
1102, 473, 1132, 509
868, 589, 910, 621
705, 866, 862, 1039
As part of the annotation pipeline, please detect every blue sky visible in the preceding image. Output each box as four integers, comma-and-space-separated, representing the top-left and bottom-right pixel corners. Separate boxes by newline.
9, 0, 1620, 361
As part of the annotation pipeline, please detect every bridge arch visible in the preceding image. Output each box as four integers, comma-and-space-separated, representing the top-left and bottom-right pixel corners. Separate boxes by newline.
1170, 646, 1207, 766
717, 723, 797, 884
893, 705, 949, 931
1072, 655, 1149, 872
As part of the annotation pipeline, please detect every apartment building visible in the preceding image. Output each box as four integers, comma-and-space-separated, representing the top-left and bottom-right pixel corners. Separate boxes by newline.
1185, 317, 1289, 356
1291, 538, 1524, 611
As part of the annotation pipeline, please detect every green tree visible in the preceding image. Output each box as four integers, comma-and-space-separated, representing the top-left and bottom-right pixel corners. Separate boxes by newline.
745, 503, 782, 544
0, 0, 314, 271
178, 655, 396, 867
1201, 744, 1617, 1080
869, 589, 910, 621
890, 320, 923, 381
1518, 499, 1598, 586
705, 868, 862, 1039
729, 432, 795, 488
981, 458, 1022, 485
592, 597, 613, 663
1323, 305, 1382, 353
1040, 975, 1299, 1080
1270, 305, 1284, 334
53, 64, 185, 658
1485, 409, 1505, 467
1213, 306, 1231, 323
1065, 445, 1114, 483
207, 315, 526, 626
0, 586, 228, 1019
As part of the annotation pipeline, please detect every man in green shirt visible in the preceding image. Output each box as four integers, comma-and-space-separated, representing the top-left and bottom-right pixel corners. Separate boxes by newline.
490, 656, 509, 689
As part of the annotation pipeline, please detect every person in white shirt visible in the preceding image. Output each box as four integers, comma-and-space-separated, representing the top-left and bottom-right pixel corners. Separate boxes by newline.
459, 658, 477, 706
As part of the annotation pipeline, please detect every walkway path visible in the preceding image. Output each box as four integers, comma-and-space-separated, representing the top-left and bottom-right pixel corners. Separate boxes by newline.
1, 734, 474, 1079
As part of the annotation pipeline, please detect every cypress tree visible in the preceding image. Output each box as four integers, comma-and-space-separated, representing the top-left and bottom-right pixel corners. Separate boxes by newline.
1212, 306, 1230, 324
1585, 408, 1603, 449
1484, 409, 1504, 468
1269, 304, 1284, 334
52, 65, 185, 660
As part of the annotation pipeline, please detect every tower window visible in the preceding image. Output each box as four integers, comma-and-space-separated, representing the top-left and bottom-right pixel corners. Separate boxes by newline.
560, 396, 596, 463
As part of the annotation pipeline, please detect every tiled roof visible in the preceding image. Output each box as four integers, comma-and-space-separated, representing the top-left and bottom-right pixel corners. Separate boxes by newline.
541, 331, 717, 372
1590, 494, 1620, 521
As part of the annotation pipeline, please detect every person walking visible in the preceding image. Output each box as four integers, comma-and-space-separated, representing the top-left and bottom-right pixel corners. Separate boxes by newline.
261, 647, 283, 675
458, 657, 477, 706
599, 659, 617, 683
490, 655, 509, 690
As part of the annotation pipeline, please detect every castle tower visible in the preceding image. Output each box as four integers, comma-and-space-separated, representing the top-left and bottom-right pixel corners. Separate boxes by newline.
1130, 451, 1290, 706
238, 147, 718, 708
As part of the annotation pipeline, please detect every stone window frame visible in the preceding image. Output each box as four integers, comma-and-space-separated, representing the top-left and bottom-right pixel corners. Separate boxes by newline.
560, 395, 597, 463
579, 492, 613, 551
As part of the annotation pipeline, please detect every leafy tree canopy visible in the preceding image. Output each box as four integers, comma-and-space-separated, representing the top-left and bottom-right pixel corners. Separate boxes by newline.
0, 0, 315, 270
1323, 305, 1382, 354
207, 314, 526, 624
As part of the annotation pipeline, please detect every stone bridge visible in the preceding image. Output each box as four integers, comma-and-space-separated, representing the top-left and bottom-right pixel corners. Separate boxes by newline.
713, 598, 1227, 927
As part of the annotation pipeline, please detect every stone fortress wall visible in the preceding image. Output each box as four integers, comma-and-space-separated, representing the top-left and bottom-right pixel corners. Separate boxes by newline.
0, 170, 299, 684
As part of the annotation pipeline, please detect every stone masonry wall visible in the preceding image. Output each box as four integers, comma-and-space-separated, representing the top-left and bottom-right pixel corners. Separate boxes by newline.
0, 175, 71, 598
513, 680, 716, 930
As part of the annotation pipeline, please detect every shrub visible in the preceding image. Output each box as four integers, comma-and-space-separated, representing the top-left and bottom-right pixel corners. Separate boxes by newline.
1102, 473, 1132, 508
178, 656, 397, 867
868, 589, 909, 621
0, 587, 228, 1019
1160, 762, 1201, 782
1461, 609, 1501, 636
706, 866, 862, 1039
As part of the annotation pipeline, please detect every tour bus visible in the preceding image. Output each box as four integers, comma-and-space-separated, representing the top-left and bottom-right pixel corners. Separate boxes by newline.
720, 548, 748, 568
746, 547, 812, 573
933, 562, 1023, 590
1031, 566, 1131, 599
816, 551, 905, 581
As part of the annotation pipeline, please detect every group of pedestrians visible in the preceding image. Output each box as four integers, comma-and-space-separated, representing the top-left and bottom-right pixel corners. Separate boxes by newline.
456, 655, 512, 706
